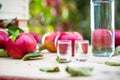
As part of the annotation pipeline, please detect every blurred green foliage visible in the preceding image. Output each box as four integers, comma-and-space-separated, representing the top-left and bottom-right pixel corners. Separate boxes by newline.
0, 3, 2, 9
115, 0, 120, 29
29, 0, 120, 40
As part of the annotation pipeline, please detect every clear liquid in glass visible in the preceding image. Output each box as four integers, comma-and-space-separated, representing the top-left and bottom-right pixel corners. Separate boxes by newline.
90, 0, 115, 57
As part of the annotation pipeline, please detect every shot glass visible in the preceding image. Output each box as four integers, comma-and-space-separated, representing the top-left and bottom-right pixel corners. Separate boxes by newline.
74, 40, 89, 61
57, 40, 72, 62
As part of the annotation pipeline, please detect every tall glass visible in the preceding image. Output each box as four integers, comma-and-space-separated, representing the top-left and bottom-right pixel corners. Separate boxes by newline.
90, 0, 115, 57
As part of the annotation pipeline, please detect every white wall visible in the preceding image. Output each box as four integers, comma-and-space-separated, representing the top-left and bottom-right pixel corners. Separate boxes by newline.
0, 0, 29, 20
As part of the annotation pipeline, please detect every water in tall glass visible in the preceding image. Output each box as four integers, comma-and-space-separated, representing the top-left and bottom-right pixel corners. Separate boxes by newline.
90, 0, 115, 57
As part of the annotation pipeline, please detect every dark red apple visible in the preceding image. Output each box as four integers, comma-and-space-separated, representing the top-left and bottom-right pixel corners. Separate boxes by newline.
115, 30, 120, 47
92, 29, 112, 48
55, 32, 83, 56
6, 33, 37, 59
31, 32, 42, 43
0, 31, 9, 49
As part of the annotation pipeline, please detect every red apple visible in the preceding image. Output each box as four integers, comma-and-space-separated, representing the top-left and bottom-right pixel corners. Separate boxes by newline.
6, 33, 37, 59
55, 32, 83, 56
42, 32, 60, 52
115, 30, 120, 47
92, 29, 112, 48
0, 31, 9, 49
31, 32, 42, 43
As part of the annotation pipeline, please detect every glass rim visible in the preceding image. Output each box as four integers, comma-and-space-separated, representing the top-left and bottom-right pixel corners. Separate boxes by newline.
58, 40, 71, 43
75, 40, 89, 42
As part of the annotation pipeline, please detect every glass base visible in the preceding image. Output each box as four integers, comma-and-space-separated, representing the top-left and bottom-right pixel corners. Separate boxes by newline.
93, 52, 113, 57
59, 58, 71, 63
92, 47, 114, 57
75, 58, 87, 62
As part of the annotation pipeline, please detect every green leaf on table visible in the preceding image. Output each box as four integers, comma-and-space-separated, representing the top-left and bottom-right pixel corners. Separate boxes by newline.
40, 66, 60, 72
66, 66, 93, 76
22, 52, 43, 61
56, 56, 71, 63
105, 61, 120, 66
113, 46, 120, 56
39, 45, 46, 51
0, 49, 9, 57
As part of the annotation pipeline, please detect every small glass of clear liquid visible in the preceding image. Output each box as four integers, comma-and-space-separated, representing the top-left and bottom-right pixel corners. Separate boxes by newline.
74, 40, 89, 62
57, 40, 72, 62
90, 0, 115, 57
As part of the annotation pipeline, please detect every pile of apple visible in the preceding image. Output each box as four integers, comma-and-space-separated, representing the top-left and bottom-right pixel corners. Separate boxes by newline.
1, 21, 120, 59
0, 19, 42, 59
0, 30, 40, 59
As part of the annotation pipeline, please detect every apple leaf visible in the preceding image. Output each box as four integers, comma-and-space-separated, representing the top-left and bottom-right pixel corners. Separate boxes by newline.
105, 61, 120, 66
8, 25, 24, 36
4, 19, 13, 27
10, 30, 20, 42
22, 52, 43, 61
0, 49, 9, 57
39, 45, 46, 51
66, 66, 93, 76
56, 56, 71, 63
113, 46, 120, 56
40, 66, 60, 72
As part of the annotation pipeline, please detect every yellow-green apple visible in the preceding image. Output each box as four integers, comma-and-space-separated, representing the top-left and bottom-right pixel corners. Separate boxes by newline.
0, 31, 8, 49
6, 33, 37, 59
92, 29, 112, 48
55, 32, 83, 56
42, 32, 60, 52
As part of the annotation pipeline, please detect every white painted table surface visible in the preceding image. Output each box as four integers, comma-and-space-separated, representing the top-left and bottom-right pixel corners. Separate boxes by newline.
0, 50, 120, 80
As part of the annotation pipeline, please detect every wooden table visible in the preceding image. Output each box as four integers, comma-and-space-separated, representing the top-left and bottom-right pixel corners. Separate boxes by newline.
0, 50, 120, 80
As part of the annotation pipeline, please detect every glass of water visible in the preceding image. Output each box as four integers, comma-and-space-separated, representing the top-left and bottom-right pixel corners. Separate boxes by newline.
90, 0, 115, 57
74, 40, 89, 62
57, 40, 72, 62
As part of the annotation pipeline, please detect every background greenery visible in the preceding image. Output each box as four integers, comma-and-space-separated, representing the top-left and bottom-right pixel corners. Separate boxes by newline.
29, 0, 120, 41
